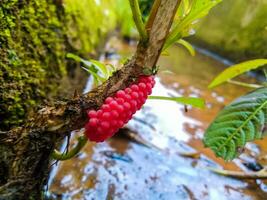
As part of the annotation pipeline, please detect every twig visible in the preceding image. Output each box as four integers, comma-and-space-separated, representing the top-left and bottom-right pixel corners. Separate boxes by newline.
177, 151, 200, 159
206, 167, 267, 179
121, 128, 200, 159
129, 0, 148, 42
227, 79, 262, 89
52, 134, 87, 161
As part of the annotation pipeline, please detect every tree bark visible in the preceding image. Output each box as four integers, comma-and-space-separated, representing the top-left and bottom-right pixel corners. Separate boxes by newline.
0, 0, 181, 199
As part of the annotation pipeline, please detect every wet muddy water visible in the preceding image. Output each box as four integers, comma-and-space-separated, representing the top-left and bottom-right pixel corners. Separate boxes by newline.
49, 39, 267, 200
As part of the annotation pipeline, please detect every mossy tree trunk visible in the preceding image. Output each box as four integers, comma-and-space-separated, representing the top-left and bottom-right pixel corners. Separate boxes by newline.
0, 0, 181, 199
0, 0, 108, 199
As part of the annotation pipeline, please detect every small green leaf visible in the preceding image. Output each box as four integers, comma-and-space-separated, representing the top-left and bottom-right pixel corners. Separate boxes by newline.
176, 39, 195, 56
165, 0, 222, 49
209, 59, 267, 88
152, 65, 159, 74
90, 59, 109, 78
66, 53, 83, 62
66, 53, 116, 86
181, 0, 190, 15
106, 64, 116, 76
204, 87, 267, 161
161, 51, 170, 56
148, 96, 205, 109
143, 68, 152, 75
81, 67, 105, 83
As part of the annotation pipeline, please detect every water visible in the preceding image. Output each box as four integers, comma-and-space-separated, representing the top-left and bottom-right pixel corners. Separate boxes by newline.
48, 38, 267, 200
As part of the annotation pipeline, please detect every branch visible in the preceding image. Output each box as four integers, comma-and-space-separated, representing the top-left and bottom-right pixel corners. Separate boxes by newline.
0, 1, 182, 197
39, 0, 182, 135
129, 0, 148, 42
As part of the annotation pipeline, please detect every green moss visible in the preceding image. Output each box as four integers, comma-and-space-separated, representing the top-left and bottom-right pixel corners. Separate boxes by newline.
0, 0, 65, 129
0, 0, 124, 130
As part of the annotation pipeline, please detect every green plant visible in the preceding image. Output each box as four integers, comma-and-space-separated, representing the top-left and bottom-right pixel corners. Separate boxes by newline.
164, 0, 222, 50
66, 53, 115, 86
204, 59, 267, 160
52, 0, 221, 161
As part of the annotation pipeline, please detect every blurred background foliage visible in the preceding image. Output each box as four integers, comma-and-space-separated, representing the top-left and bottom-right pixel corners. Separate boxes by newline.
192, 0, 267, 62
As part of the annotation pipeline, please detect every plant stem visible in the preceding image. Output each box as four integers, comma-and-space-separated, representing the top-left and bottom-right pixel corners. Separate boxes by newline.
129, 0, 148, 42
52, 135, 88, 161
148, 96, 205, 109
227, 79, 262, 89
145, 0, 161, 33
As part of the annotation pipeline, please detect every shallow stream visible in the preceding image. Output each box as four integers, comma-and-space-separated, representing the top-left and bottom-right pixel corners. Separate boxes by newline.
49, 38, 267, 200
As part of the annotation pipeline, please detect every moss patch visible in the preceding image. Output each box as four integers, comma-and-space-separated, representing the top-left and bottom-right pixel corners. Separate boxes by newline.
0, 0, 118, 130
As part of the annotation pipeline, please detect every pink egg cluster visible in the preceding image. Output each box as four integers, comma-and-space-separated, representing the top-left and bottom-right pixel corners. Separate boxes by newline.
85, 76, 155, 142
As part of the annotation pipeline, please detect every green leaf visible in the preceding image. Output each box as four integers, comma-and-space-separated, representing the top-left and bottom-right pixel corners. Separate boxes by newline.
143, 68, 152, 76
66, 53, 115, 86
204, 88, 267, 161
81, 67, 105, 84
67, 53, 111, 78
161, 51, 170, 56
176, 39, 195, 56
165, 0, 222, 49
209, 59, 267, 88
90, 59, 109, 78
106, 64, 116, 76
148, 96, 205, 109
66, 53, 83, 62
181, 0, 190, 15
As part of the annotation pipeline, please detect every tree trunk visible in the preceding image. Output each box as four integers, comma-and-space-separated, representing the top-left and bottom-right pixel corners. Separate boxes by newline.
0, 0, 181, 199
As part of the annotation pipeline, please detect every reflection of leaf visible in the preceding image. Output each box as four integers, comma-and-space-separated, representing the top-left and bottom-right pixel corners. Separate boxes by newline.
176, 39, 195, 56
204, 88, 267, 161
209, 59, 267, 88
165, 0, 222, 49
148, 96, 205, 109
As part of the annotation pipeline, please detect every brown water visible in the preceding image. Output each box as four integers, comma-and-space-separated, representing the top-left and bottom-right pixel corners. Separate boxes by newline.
48, 38, 267, 200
